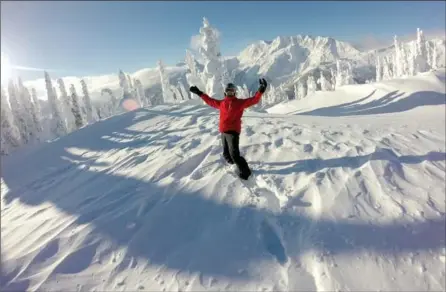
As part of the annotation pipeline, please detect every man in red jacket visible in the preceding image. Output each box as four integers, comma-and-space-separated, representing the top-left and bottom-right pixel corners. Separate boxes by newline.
190, 78, 267, 180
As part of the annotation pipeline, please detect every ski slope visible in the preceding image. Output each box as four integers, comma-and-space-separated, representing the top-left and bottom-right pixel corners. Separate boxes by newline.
1, 70, 446, 292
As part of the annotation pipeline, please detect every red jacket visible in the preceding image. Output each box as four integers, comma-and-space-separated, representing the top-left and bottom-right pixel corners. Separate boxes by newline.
200, 91, 263, 133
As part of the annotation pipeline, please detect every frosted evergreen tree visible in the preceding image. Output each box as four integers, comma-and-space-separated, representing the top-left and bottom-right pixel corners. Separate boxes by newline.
381, 57, 390, 80
426, 41, 432, 69
178, 81, 190, 100
170, 84, 183, 101
185, 49, 205, 90
298, 80, 307, 99
118, 70, 130, 93
126, 74, 133, 90
261, 84, 274, 106
157, 60, 175, 103
57, 79, 74, 132
335, 60, 345, 87
307, 75, 317, 95
330, 68, 336, 90
1, 87, 21, 154
134, 79, 146, 106
345, 62, 355, 85
376, 56, 382, 82
8, 80, 29, 144
101, 88, 117, 115
23, 87, 43, 141
80, 79, 95, 123
70, 84, 84, 129
294, 83, 301, 100
319, 71, 331, 91
45, 72, 67, 138
198, 17, 225, 97
432, 43, 438, 70
30, 88, 43, 135
394, 35, 403, 77
236, 84, 250, 100
118, 70, 137, 107
400, 47, 408, 76
408, 42, 417, 76
416, 28, 429, 72
17, 78, 37, 142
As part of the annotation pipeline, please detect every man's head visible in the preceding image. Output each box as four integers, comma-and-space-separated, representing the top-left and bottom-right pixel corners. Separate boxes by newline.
225, 83, 237, 97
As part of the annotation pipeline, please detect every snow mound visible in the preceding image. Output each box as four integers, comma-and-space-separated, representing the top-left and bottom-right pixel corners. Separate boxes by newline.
1, 74, 445, 291
268, 69, 446, 117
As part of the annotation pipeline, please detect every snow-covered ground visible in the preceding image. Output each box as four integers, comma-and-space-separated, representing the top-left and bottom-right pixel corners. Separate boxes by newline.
1, 70, 445, 291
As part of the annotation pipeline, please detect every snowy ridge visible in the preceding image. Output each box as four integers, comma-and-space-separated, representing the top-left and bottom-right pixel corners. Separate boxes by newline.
237, 35, 363, 85
1, 71, 445, 291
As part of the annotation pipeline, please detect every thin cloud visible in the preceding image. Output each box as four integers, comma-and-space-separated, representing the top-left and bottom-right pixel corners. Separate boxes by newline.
12, 65, 58, 72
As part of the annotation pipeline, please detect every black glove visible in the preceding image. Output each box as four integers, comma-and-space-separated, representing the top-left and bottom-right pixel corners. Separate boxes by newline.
258, 78, 267, 93
190, 86, 203, 96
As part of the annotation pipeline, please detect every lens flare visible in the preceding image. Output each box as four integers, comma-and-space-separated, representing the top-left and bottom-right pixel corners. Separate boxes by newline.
121, 98, 141, 112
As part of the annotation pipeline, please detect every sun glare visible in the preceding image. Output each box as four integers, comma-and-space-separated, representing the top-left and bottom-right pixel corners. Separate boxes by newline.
1, 52, 12, 84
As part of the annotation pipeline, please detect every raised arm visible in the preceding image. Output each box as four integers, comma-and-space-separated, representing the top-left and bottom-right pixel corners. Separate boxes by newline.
199, 93, 222, 109
241, 91, 263, 108
189, 86, 221, 109
241, 78, 268, 109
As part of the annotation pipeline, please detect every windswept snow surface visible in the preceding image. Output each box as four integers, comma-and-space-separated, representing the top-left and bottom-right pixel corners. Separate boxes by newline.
1, 71, 445, 291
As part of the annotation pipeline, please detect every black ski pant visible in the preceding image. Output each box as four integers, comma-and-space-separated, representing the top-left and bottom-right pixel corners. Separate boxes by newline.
221, 131, 252, 179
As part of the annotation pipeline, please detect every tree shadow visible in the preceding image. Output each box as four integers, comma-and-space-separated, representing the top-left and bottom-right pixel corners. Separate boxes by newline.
1, 109, 445, 290
298, 90, 445, 117
252, 148, 446, 176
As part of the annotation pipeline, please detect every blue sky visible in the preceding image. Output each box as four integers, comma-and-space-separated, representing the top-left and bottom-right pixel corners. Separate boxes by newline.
1, 1, 445, 81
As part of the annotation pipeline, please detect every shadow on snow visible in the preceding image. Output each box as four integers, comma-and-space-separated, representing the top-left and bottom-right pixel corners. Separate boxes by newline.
296, 90, 446, 116
1, 107, 445, 290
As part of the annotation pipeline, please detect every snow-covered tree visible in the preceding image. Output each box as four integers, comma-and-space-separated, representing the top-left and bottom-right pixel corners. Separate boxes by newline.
21, 86, 42, 141
101, 88, 118, 115
178, 81, 190, 100
318, 71, 331, 91
298, 80, 307, 99
307, 75, 317, 95
345, 62, 355, 85
432, 43, 438, 70
126, 74, 133, 90
16, 78, 38, 142
30, 88, 43, 135
394, 35, 403, 77
330, 68, 336, 90
57, 79, 74, 132
170, 84, 183, 101
157, 60, 175, 103
382, 57, 392, 80
45, 72, 67, 138
118, 70, 130, 94
80, 79, 95, 123
70, 84, 84, 129
8, 80, 30, 144
399, 47, 409, 76
408, 42, 417, 76
293, 83, 299, 100
376, 56, 382, 82
415, 28, 429, 73
335, 60, 345, 88
134, 79, 146, 106
197, 17, 225, 97
1, 87, 21, 154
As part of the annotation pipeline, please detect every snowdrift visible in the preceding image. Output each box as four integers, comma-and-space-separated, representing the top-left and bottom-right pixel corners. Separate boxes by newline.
268, 69, 446, 117
1, 73, 445, 291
